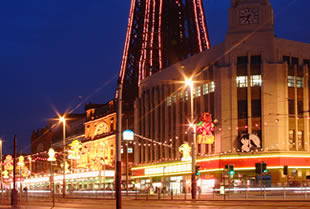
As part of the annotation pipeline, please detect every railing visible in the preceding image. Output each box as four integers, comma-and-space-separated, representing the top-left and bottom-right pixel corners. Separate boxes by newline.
1, 186, 310, 203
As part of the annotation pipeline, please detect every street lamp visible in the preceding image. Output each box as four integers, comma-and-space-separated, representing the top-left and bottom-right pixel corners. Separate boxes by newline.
0, 139, 2, 198
185, 78, 197, 200
48, 148, 56, 207
116, 81, 123, 209
59, 116, 67, 198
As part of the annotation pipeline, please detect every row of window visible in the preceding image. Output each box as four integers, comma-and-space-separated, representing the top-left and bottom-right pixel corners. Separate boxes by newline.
236, 75, 262, 88
288, 130, 304, 150
167, 82, 215, 106
288, 76, 304, 88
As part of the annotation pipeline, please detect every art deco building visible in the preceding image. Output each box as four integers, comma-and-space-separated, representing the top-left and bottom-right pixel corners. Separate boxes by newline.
132, 0, 310, 192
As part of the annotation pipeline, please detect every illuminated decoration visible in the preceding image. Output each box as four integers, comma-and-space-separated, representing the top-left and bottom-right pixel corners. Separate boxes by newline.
68, 140, 82, 160
95, 122, 109, 136
61, 161, 70, 173
239, 133, 261, 152
48, 148, 56, 162
2, 170, 8, 178
4, 155, 13, 170
196, 113, 215, 144
18, 156, 25, 167
123, 129, 134, 141
178, 143, 192, 162
92, 156, 104, 171
22, 166, 29, 177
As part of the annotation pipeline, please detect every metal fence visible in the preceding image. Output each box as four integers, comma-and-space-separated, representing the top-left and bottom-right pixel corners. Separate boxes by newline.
1, 186, 310, 203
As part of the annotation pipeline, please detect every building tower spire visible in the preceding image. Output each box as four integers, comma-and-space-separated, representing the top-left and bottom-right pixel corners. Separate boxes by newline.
118, 0, 211, 101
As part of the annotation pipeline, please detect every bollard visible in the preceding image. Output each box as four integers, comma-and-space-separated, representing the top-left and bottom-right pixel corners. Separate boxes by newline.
170, 190, 173, 200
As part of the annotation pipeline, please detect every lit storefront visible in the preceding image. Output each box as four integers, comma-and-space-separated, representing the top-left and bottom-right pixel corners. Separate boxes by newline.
23, 170, 115, 191
132, 153, 310, 192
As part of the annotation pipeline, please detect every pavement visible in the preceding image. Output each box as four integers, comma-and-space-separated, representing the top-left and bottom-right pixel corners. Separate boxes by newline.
1, 199, 310, 209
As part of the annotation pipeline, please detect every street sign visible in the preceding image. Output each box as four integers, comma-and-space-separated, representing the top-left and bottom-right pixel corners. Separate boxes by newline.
122, 130, 134, 141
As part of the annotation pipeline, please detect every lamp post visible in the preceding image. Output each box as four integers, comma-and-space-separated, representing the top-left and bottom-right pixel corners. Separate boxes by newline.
116, 81, 123, 209
0, 139, 2, 199
59, 116, 66, 198
48, 147, 56, 207
185, 78, 197, 200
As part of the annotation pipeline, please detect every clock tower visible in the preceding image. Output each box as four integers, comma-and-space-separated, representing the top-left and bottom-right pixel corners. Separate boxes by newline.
227, 0, 274, 35
225, 0, 276, 61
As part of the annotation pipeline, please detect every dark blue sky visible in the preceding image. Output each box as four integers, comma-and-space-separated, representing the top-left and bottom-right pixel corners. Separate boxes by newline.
0, 0, 309, 154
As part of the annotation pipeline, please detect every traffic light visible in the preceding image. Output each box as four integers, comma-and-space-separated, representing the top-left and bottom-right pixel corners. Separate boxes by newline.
262, 162, 267, 173
225, 164, 235, 176
229, 165, 235, 176
255, 163, 262, 174
195, 165, 200, 176
283, 165, 288, 175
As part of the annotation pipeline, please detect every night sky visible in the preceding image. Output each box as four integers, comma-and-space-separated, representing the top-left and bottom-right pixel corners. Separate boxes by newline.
0, 0, 309, 154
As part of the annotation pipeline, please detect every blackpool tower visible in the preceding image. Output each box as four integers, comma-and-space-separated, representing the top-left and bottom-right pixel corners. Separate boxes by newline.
118, 0, 211, 101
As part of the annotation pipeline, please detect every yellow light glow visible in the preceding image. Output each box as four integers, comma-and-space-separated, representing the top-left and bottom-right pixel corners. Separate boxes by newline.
185, 78, 193, 88
59, 116, 66, 123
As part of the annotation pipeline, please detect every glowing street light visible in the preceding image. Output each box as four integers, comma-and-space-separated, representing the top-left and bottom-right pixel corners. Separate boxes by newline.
184, 77, 197, 200
58, 115, 67, 198
48, 147, 56, 207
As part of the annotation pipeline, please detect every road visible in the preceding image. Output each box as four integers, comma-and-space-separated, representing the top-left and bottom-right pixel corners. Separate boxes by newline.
1, 199, 310, 209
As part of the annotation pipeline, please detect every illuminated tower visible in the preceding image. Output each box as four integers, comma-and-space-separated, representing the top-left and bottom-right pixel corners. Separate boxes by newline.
118, 0, 211, 101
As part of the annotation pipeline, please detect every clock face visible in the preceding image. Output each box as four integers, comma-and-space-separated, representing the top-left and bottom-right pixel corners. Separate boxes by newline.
239, 8, 259, 25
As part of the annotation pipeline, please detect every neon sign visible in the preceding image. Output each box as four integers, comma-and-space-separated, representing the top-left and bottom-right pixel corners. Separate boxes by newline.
197, 113, 215, 144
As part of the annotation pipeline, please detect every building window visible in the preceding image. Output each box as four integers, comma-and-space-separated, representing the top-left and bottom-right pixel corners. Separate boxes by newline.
296, 77, 304, 88
297, 101, 303, 115
167, 96, 172, 106
179, 92, 183, 102
288, 99, 295, 115
292, 57, 299, 66
237, 56, 248, 65
202, 84, 208, 95
238, 100, 248, 119
209, 82, 215, 93
250, 75, 262, 87
283, 56, 290, 65
185, 91, 189, 101
251, 55, 262, 65
251, 99, 261, 117
195, 86, 201, 97
172, 94, 177, 103
289, 130, 295, 150
298, 131, 304, 150
237, 76, 248, 88
288, 76, 295, 87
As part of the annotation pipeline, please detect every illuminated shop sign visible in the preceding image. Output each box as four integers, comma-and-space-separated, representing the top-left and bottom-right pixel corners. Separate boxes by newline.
145, 163, 191, 176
